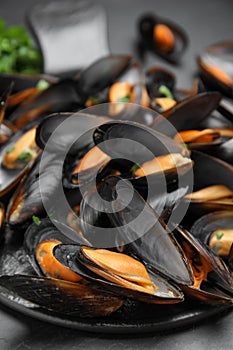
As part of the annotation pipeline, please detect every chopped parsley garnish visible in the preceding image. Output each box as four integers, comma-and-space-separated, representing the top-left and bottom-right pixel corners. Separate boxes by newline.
88, 95, 100, 103
17, 151, 32, 161
158, 85, 174, 99
131, 163, 141, 172
36, 79, 50, 91
32, 215, 41, 225
117, 94, 131, 103
6, 147, 15, 154
216, 231, 224, 240
0, 19, 42, 74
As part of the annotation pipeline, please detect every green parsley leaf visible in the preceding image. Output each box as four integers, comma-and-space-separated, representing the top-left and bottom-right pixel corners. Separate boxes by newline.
216, 231, 224, 240
131, 163, 141, 172
158, 85, 174, 100
6, 147, 15, 154
0, 20, 42, 74
117, 94, 131, 103
36, 79, 50, 91
17, 151, 32, 161
88, 95, 100, 103
32, 215, 41, 225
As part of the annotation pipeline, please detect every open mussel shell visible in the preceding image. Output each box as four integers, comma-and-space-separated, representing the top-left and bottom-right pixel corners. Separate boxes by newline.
0, 73, 57, 95
24, 217, 90, 276
190, 210, 233, 258
106, 62, 145, 109
7, 78, 83, 129
0, 120, 40, 198
145, 66, 177, 112
35, 112, 111, 155
138, 14, 188, 63
99, 177, 193, 286
198, 41, 233, 98
181, 150, 233, 227
152, 92, 222, 137
173, 226, 233, 304
6, 151, 62, 226
93, 120, 186, 161
0, 275, 124, 318
54, 244, 184, 304
75, 55, 133, 102
198, 138, 233, 166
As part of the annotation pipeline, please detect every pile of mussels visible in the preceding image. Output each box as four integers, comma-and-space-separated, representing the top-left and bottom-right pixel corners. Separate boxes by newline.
0, 32, 232, 320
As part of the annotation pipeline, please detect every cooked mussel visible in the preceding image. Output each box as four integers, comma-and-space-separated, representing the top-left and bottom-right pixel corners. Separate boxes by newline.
54, 244, 184, 304
76, 55, 133, 103
24, 217, 90, 275
181, 151, 233, 227
93, 120, 187, 161
35, 112, 111, 155
198, 41, 233, 98
2, 127, 39, 169
173, 226, 233, 304
190, 210, 233, 258
145, 66, 176, 112
138, 14, 188, 63
6, 152, 61, 226
0, 122, 40, 198
152, 92, 222, 138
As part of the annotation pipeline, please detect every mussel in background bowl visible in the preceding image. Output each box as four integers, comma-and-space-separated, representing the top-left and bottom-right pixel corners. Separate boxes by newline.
138, 13, 188, 63
198, 41, 233, 98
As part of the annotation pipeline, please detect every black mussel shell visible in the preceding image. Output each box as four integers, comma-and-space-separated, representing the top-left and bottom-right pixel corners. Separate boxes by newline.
218, 97, 233, 124
0, 274, 124, 318
93, 120, 186, 162
190, 210, 233, 258
35, 112, 111, 155
7, 79, 83, 129
6, 152, 61, 226
138, 14, 188, 63
152, 92, 222, 137
75, 55, 133, 102
24, 217, 90, 275
145, 66, 176, 103
198, 42, 233, 98
0, 120, 40, 198
104, 178, 193, 286
197, 138, 233, 166
181, 151, 233, 227
199, 109, 233, 130
0, 74, 57, 95
190, 150, 233, 191
173, 226, 233, 304
54, 244, 184, 304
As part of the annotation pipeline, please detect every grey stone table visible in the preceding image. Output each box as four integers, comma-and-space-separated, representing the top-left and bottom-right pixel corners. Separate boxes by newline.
0, 0, 233, 349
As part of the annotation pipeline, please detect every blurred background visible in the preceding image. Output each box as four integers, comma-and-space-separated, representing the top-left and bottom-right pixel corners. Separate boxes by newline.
1, 0, 233, 88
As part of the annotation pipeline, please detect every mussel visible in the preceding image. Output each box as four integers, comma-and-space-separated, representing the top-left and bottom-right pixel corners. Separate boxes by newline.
198, 41, 233, 98
54, 244, 184, 304
190, 210, 233, 259
173, 226, 233, 304
0, 275, 124, 318
138, 14, 188, 63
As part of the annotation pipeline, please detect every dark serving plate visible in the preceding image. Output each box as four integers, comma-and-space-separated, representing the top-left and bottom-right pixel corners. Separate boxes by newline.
0, 226, 232, 334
